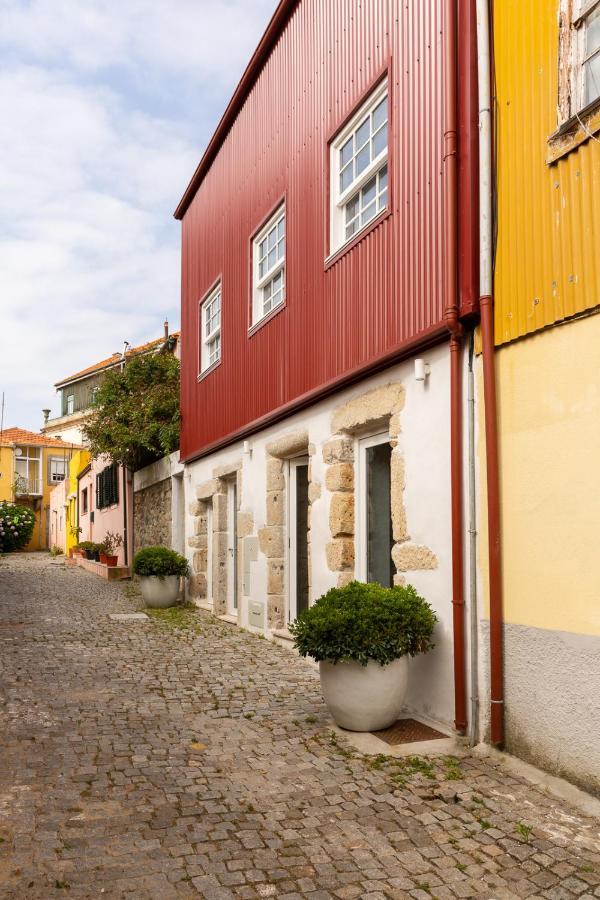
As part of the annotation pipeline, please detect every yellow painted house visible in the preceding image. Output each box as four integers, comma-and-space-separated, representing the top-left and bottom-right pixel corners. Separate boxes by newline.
0, 428, 82, 551
48, 448, 91, 555
489, 0, 600, 793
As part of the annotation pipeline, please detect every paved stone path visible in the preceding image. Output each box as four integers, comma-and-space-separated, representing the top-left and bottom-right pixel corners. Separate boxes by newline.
1, 553, 599, 899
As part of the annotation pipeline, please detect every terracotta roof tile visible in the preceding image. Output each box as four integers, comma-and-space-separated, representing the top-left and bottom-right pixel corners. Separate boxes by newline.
55, 332, 180, 387
0, 427, 81, 449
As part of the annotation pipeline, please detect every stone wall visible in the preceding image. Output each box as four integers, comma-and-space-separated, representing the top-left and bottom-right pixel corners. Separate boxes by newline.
133, 478, 172, 552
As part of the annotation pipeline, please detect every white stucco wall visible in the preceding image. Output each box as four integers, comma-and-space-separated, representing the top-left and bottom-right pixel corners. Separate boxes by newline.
183, 345, 470, 732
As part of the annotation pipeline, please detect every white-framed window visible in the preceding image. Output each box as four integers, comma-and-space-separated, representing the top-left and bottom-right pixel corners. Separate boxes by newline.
199, 283, 221, 374
49, 457, 68, 483
252, 205, 285, 325
559, 0, 600, 121
329, 78, 388, 255
66, 394, 74, 415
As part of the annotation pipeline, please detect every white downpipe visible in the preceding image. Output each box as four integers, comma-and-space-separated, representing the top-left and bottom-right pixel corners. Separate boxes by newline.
477, 0, 493, 297
473, 0, 493, 743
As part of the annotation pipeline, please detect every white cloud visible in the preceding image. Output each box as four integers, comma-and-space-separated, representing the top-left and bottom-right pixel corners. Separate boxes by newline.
0, 0, 278, 430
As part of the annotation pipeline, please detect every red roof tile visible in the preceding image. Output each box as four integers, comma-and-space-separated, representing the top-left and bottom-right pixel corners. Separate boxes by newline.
55, 332, 180, 387
0, 427, 81, 449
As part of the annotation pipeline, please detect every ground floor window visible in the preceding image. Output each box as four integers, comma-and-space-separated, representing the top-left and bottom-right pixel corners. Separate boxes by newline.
356, 433, 394, 587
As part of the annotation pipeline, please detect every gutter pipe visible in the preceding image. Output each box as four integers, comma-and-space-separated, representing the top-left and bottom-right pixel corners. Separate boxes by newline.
476, 0, 504, 745
444, 0, 467, 735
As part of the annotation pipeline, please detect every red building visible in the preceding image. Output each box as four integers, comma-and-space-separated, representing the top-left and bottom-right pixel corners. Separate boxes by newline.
177, 0, 482, 739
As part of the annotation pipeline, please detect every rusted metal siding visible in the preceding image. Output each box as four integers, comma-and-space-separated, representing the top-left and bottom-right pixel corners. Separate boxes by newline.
180, 0, 448, 461
494, 0, 600, 346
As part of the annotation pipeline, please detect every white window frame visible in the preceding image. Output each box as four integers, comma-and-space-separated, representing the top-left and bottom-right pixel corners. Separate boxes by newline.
66, 394, 74, 415
49, 456, 67, 483
199, 282, 221, 375
355, 431, 390, 584
252, 205, 285, 326
559, 0, 600, 122
329, 78, 389, 256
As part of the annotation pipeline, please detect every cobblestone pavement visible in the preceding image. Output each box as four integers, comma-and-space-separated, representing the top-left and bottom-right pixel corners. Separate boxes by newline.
1, 553, 599, 899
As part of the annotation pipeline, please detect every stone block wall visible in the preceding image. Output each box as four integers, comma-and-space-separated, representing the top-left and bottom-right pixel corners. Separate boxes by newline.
133, 478, 172, 552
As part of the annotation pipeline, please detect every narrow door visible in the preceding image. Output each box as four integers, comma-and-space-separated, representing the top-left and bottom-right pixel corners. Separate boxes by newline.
289, 457, 309, 622
357, 434, 394, 587
206, 503, 214, 609
226, 480, 238, 615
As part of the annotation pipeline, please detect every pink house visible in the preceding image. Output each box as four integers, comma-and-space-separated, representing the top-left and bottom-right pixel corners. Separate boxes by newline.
77, 457, 133, 567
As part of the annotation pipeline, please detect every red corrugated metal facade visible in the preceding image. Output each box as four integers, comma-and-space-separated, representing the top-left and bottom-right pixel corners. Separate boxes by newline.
179, 0, 448, 462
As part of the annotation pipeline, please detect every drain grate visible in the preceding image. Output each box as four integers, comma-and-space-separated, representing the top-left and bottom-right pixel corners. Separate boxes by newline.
371, 717, 447, 745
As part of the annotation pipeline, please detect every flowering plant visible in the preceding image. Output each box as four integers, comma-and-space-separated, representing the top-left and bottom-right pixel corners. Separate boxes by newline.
0, 502, 36, 552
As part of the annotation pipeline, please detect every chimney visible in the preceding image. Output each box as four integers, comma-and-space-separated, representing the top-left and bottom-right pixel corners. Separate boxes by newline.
42, 408, 51, 425
164, 318, 169, 340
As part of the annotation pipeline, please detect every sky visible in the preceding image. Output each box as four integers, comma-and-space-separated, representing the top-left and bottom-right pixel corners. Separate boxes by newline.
0, 0, 278, 431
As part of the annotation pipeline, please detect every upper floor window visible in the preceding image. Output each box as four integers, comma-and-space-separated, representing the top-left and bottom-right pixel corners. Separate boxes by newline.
82, 487, 88, 514
252, 205, 285, 326
96, 463, 119, 509
199, 283, 221, 374
49, 457, 67, 483
66, 394, 74, 415
329, 79, 388, 254
559, 0, 600, 121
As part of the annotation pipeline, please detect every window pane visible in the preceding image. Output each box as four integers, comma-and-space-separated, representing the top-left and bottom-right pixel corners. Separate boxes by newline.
584, 51, 600, 105
268, 248, 277, 269
340, 163, 353, 192
355, 117, 370, 149
379, 165, 388, 189
278, 218, 285, 239
345, 195, 359, 222
379, 188, 388, 208
340, 136, 353, 166
259, 239, 266, 258
346, 219, 358, 239
361, 200, 377, 225
363, 175, 377, 205
259, 260, 265, 279
372, 123, 387, 158
264, 280, 272, 300
355, 144, 370, 176
587, 10, 600, 55
372, 96, 387, 130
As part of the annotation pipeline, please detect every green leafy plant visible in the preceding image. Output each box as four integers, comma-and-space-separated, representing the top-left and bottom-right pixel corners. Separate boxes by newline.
515, 821, 533, 842
76, 541, 94, 551
289, 581, 437, 666
83, 352, 180, 471
0, 502, 35, 552
133, 546, 190, 579
50, 545, 64, 557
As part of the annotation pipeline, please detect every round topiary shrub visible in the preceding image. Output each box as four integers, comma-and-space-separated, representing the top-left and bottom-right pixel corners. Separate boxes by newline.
132, 546, 190, 579
0, 502, 36, 552
289, 580, 437, 666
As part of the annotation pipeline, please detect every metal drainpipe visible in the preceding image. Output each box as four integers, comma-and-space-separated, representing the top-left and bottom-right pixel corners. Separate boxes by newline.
444, 0, 467, 735
476, 0, 504, 745
467, 334, 479, 744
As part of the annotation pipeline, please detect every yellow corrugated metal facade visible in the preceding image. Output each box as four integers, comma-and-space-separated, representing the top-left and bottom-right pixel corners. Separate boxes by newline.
494, 0, 600, 345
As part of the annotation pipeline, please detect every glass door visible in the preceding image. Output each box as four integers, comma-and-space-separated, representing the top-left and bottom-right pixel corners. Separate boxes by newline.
357, 434, 394, 587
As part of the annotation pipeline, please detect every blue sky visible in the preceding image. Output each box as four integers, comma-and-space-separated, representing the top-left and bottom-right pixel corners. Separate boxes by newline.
0, 0, 278, 431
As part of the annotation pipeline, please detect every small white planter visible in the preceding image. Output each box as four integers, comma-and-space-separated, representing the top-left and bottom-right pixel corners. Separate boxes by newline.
139, 574, 180, 609
319, 657, 408, 732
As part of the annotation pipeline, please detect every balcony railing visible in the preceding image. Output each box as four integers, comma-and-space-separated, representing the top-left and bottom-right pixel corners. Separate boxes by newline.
14, 475, 43, 496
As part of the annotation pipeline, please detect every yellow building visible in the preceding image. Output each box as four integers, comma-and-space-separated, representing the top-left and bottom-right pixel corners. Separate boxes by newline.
0, 427, 81, 551
489, 0, 600, 793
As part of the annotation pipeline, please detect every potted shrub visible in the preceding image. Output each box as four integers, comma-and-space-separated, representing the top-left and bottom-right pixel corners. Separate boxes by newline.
99, 531, 123, 566
72, 543, 85, 559
289, 581, 437, 732
78, 540, 94, 560
132, 546, 190, 609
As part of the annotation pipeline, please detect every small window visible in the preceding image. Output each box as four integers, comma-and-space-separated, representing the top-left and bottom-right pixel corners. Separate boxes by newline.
329, 79, 388, 254
199, 283, 221, 374
559, 0, 600, 121
49, 457, 68, 483
66, 394, 74, 415
252, 205, 285, 325
82, 487, 88, 514
96, 464, 119, 509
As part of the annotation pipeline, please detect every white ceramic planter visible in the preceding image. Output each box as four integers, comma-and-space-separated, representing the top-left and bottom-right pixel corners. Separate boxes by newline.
139, 574, 180, 609
319, 657, 408, 732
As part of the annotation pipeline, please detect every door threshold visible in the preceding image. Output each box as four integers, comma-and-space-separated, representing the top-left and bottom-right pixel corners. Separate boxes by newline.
217, 613, 238, 625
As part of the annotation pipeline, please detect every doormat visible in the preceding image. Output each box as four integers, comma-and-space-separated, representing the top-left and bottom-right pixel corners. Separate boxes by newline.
371, 717, 446, 745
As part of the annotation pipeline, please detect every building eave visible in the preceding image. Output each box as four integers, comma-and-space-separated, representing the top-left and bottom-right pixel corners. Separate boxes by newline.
173, 0, 298, 221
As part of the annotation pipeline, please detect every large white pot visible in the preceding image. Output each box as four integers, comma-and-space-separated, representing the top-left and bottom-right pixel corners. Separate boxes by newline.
139, 574, 180, 609
319, 657, 408, 732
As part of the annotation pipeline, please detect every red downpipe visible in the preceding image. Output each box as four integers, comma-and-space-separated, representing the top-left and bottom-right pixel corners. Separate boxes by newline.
444, 0, 467, 735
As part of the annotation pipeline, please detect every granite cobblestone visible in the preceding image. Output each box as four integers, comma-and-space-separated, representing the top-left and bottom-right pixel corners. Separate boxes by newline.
0, 553, 599, 898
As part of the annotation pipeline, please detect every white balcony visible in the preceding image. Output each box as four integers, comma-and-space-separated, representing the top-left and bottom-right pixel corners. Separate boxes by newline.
14, 475, 43, 496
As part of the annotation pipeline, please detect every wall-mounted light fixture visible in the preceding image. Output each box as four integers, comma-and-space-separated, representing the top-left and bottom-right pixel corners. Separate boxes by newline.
414, 359, 431, 382
243, 440, 253, 458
